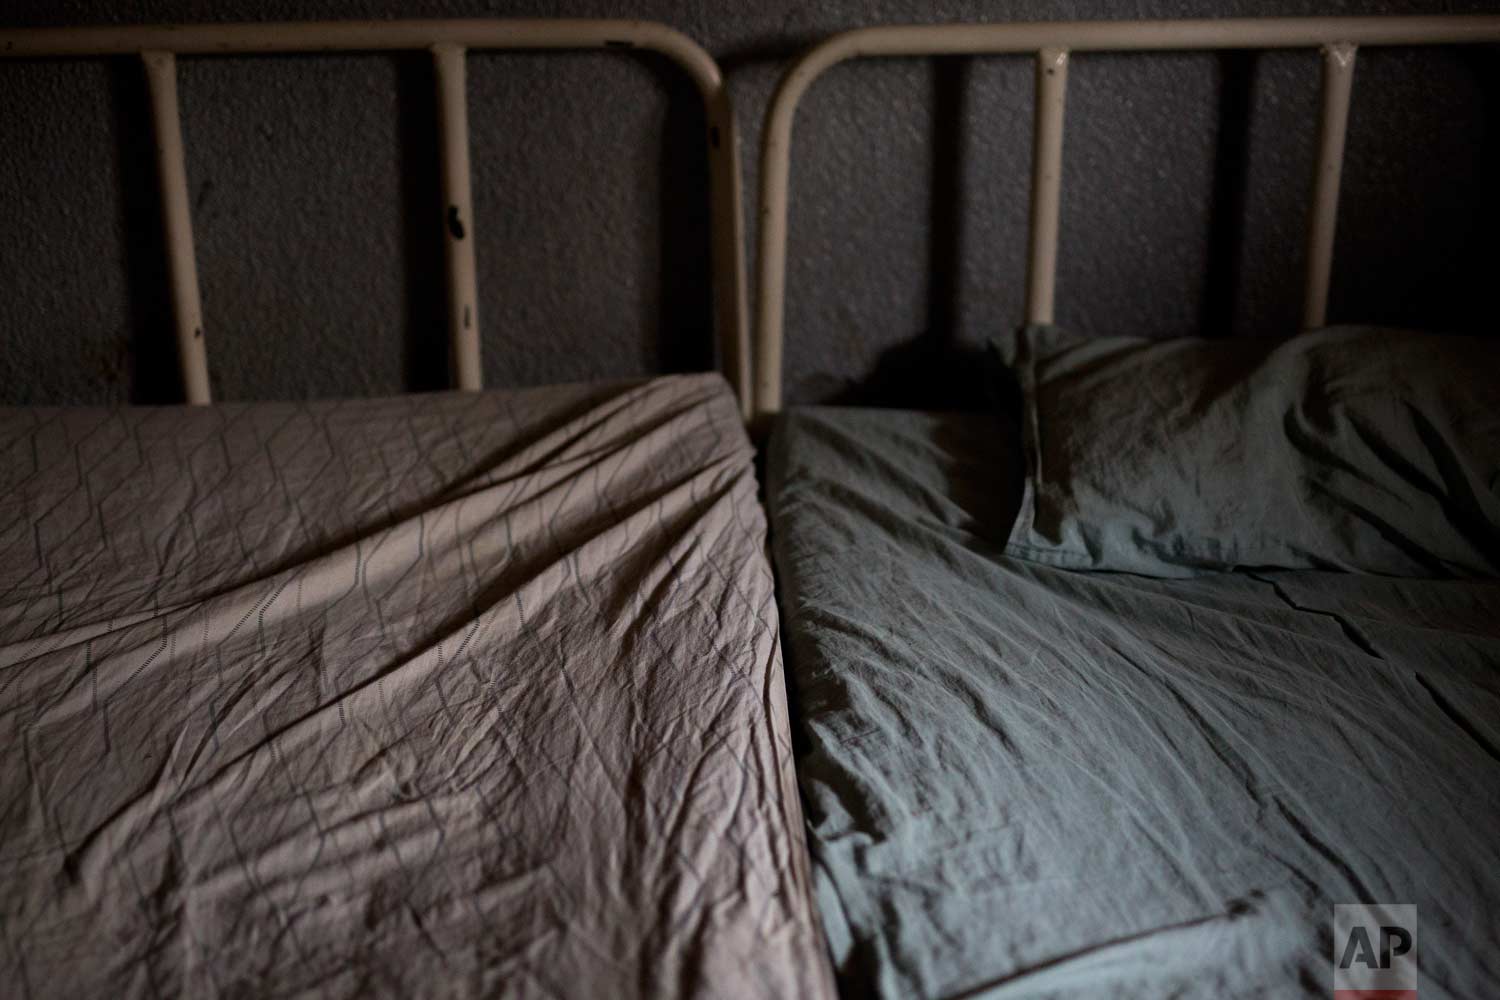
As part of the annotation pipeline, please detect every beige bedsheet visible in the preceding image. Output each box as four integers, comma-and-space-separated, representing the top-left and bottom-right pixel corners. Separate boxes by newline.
0, 374, 833, 999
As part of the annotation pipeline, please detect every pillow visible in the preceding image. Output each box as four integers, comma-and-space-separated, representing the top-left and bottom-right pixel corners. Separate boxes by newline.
992, 324, 1500, 578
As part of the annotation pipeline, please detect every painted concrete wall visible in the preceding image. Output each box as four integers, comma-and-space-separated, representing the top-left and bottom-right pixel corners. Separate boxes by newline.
2, 0, 1495, 406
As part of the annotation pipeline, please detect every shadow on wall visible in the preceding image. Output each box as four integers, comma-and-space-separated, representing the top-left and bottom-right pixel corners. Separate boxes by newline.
108, 55, 181, 404
828, 58, 986, 410
646, 51, 714, 377
1467, 51, 1500, 320
1327, 46, 1499, 333
394, 52, 447, 395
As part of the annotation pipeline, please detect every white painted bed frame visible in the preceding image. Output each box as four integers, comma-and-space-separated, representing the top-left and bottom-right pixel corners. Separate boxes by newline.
751, 16, 1500, 421
0, 19, 751, 418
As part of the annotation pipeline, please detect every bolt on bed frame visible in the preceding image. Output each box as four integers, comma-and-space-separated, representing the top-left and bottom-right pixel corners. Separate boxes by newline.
751, 16, 1500, 421
0, 19, 751, 418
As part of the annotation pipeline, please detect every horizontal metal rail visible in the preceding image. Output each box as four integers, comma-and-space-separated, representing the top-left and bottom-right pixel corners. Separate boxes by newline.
752, 15, 1500, 421
1, 19, 750, 414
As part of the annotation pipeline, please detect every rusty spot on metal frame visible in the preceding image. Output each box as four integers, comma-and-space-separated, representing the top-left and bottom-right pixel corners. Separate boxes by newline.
447, 205, 465, 240
194, 327, 203, 339
604, 39, 633, 48
463, 305, 471, 330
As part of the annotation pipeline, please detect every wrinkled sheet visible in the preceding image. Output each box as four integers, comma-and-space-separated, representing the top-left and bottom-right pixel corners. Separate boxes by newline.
768, 405, 1500, 1000
0, 375, 834, 1000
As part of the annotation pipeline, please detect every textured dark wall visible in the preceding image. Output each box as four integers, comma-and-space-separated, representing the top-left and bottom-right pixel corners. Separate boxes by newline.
2, 1, 1496, 406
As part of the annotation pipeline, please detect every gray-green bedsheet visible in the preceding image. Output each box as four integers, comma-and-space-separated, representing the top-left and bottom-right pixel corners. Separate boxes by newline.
767, 406, 1500, 999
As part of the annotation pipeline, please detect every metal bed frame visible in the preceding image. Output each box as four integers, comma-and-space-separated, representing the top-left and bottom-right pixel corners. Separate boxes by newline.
0, 19, 751, 418
751, 16, 1500, 422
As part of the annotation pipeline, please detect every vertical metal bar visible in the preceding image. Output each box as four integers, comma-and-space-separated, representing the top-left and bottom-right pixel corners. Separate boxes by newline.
1303, 42, 1357, 329
142, 51, 211, 405
1026, 47, 1069, 327
433, 43, 481, 391
707, 92, 751, 422
752, 82, 796, 425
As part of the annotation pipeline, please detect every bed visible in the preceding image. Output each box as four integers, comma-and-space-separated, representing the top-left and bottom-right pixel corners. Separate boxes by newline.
753, 17, 1500, 1000
0, 19, 834, 999
768, 405, 1500, 998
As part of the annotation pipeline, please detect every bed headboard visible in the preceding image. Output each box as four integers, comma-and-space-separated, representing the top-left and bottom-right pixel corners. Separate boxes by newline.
751, 15, 1500, 422
0, 19, 750, 418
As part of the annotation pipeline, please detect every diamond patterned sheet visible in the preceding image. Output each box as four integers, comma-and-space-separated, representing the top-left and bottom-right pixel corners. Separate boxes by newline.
0, 374, 832, 999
